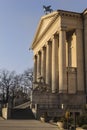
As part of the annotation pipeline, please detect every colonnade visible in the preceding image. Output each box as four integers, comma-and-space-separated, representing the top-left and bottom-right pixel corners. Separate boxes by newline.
34, 28, 84, 93
33, 29, 67, 93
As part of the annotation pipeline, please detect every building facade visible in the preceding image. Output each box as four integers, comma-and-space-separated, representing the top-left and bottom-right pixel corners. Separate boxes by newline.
31, 9, 87, 119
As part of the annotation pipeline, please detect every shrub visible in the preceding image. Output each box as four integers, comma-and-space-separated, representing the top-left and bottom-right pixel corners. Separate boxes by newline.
59, 116, 74, 129
77, 114, 87, 126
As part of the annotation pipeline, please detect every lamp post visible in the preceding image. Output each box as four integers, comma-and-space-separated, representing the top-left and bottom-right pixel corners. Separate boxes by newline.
74, 112, 76, 130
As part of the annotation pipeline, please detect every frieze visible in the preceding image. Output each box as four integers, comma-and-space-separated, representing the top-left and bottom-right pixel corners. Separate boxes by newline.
58, 10, 81, 18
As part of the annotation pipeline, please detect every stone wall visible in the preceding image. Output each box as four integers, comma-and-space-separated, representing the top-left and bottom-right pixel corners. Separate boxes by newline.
2, 107, 8, 119
2, 104, 11, 119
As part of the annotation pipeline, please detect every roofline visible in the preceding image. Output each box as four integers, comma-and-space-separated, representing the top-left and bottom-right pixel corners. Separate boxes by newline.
82, 8, 87, 15
31, 8, 87, 50
57, 9, 81, 15
57, 8, 87, 15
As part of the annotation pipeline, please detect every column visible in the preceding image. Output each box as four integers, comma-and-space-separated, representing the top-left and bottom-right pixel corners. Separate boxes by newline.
76, 29, 84, 92
33, 55, 37, 82
46, 41, 51, 89
41, 46, 46, 82
59, 29, 67, 93
37, 51, 41, 80
52, 34, 58, 93
84, 20, 87, 93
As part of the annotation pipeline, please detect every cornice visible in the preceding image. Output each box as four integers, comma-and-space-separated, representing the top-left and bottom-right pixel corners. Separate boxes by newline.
83, 9, 87, 19
41, 11, 58, 19
83, 8, 87, 15
57, 10, 81, 18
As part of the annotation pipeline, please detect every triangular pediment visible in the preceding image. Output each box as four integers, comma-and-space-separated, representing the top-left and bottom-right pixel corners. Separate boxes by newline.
83, 8, 87, 15
37, 15, 55, 39
32, 11, 58, 48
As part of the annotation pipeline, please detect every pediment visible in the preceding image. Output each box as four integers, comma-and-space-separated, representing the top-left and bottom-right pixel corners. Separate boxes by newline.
32, 11, 58, 48
37, 16, 55, 38
83, 8, 87, 15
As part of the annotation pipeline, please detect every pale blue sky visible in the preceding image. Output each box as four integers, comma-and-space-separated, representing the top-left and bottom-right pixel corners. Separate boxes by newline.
0, 0, 87, 74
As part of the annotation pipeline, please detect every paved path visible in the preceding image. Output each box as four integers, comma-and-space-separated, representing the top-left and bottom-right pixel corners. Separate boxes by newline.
0, 119, 58, 130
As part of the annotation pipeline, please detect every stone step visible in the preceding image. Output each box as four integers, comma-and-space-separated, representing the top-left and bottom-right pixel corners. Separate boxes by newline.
11, 108, 35, 119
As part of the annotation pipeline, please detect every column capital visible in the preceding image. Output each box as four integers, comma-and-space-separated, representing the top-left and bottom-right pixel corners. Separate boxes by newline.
46, 40, 52, 46
53, 33, 59, 39
45, 41, 52, 49
38, 50, 41, 55
35, 50, 41, 56
34, 55, 37, 59
34, 53, 38, 57
59, 26, 67, 31
51, 33, 58, 41
41, 45, 46, 51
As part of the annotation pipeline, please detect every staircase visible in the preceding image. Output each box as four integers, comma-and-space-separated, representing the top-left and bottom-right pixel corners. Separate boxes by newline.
11, 102, 35, 119
14, 101, 30, 109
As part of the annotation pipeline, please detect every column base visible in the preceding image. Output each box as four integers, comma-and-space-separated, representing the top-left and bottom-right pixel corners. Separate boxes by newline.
52, 89, 58, 93
59, 90, 67, 93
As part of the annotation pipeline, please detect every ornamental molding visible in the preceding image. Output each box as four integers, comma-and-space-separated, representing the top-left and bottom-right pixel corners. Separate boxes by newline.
57, 10, 81, 18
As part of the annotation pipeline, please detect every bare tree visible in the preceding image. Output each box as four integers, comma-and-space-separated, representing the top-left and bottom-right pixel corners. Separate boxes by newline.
0, 68, 33, 106
0, 69, 16, 103
22, 68, 33, 91
10, 74, 22, 106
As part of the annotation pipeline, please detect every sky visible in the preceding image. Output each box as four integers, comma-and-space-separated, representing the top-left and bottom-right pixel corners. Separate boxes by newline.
0, 0, 87, 74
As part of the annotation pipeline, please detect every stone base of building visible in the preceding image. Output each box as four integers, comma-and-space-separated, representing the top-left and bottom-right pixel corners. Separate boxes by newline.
30, 90, 86, 119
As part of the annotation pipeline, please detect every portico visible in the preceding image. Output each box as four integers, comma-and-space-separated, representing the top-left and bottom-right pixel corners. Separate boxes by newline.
31, 9, 87, 118
33, 30, 82, 94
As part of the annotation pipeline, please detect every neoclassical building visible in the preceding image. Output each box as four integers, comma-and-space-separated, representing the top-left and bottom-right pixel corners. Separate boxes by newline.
31, 9, 87, 119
